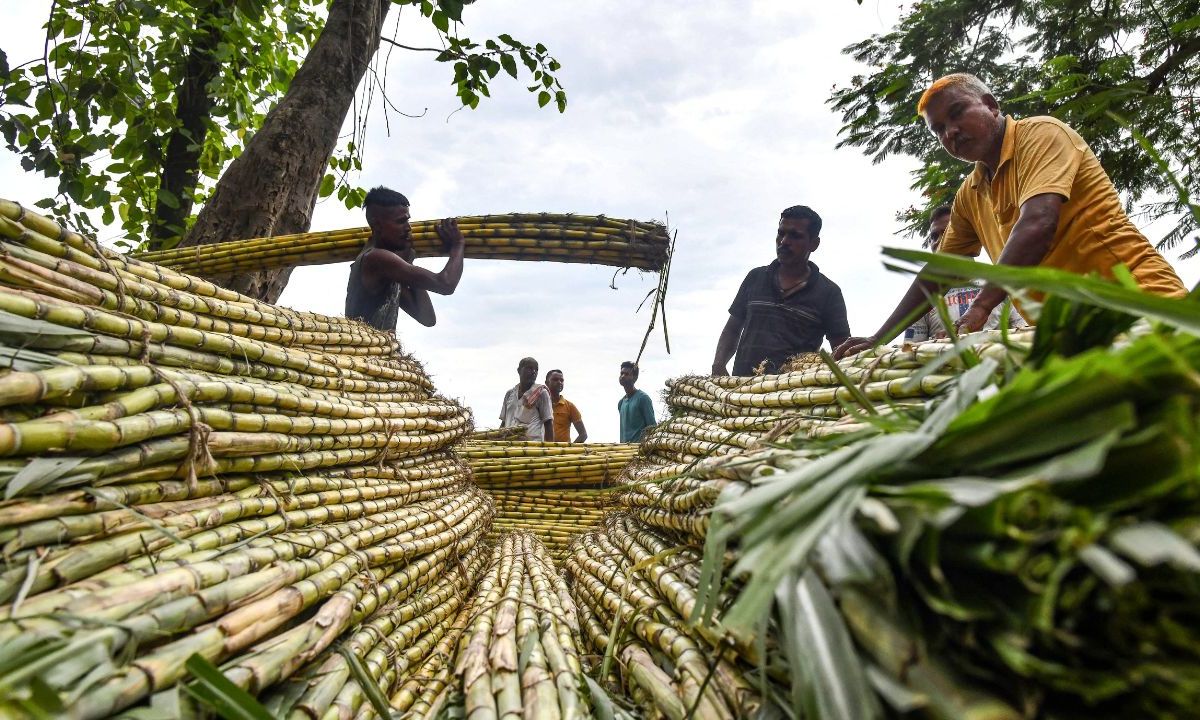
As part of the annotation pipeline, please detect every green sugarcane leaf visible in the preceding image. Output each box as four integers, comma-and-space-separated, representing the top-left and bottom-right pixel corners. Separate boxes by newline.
517, 626, 539, 676
338, 647, 394, 719
929, 367, 1141, 470
0, 309, 93, 339
1, 632, 117, 693
582, 676, 616, 720
26, 677, 64, 715
945, 402, 1135, 472
691, 512, 728, 625
0, 343, 71, 371
1027, 293, 1136, 364
814, 519, 895, 604
737, 434, 926, 549
865, 664, 927, 713
10, 551, 40, 616
883, 248, 1200, 336
183, 654, 274, 720
1109, 522, 1200, 572
776, 569, 883, 720
61, 656, 119, 706
6, 456, 86, 499
901, 334, 990, 392
773, 569, 806, 713
999, 426, 1125, 484
876, 476, 1033, 510
919, 359, 999, 436
0, 635, 66, 680
1078, 544, 1137, 587
725, 485, 864, 635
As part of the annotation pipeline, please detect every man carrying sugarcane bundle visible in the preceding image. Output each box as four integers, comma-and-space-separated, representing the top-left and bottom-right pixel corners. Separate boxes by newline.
501, 357, 556, 441
835, 73, 1188, 359
712, 205, 850, 376
345, 186, 465, 330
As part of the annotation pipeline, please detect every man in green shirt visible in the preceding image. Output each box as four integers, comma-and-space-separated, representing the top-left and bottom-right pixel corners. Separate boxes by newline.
617, 361, 656, 443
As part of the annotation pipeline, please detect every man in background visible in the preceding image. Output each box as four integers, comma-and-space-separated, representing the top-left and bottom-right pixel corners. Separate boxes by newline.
546, 369, 587, 443
904, 205, 1026, 342
617, 361, 656, 443
500, 357, 554, 441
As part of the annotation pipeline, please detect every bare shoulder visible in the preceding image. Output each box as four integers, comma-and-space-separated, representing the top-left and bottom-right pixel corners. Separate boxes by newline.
363, 247, 407, 265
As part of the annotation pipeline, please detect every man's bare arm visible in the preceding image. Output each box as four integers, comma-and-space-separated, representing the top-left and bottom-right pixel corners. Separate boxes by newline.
543, 419, 555, 442
370, 222, 465, 295
396, 285, 437, 327
572, 419, 588, 443
956, 193, 1063, 331
712, 314, 743, 376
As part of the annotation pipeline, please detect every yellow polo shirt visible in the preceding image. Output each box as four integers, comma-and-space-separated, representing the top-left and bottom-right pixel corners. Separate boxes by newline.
938, 116, 1187, 298
552, 395, 582, 443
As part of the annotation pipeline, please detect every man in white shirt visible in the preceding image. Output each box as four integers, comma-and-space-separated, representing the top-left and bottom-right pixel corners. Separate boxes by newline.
500, 357, 555, 441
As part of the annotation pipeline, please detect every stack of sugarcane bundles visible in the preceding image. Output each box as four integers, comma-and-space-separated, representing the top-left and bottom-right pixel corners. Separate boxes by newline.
135, 213, 672, 275
629, 330, 1032, 485
566, 515, 767, 720
464, 440, 635, 557
592, 299, 1200, 718
414, 532, 627, 719
0, 200, 490, 718
258, 534, 489, 719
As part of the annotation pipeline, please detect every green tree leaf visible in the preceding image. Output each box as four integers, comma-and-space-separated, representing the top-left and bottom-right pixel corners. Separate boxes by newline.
832, 1, 1200, 250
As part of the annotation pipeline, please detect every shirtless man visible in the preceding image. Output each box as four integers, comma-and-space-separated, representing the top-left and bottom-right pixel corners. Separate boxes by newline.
345, 186, 465, 330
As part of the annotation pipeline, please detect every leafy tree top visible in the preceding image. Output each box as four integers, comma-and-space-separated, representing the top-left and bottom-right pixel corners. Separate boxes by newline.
0, 0, 566, 250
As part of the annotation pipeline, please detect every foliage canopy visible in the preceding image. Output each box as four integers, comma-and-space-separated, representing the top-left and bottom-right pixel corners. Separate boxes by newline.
0, 0, 566, 250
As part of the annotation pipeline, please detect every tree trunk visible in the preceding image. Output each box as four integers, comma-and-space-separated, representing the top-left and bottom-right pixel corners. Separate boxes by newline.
148, 0, 235, 251
178, 0, 390, 302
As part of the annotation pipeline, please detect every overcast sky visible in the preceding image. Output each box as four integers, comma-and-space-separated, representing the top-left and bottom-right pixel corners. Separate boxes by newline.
3, 2, 1197, 442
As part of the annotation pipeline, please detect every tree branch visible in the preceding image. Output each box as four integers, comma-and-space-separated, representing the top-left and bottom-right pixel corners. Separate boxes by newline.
1142, 35, 1200, 93
380, 36, 441, 52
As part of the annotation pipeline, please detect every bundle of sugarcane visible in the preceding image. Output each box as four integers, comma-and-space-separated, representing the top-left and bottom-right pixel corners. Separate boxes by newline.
676, 317, 1200, 718
422, 532, 616, 719
489, 488, 610, 559
627, 330, 1032, 487
134, 213, 672, 275
566, 514, 772, 720
469, 425, 527, 441
257, 526, 490, 720
0, 200, 491, 717
464, 441, 638, 489
464, 441, 635, 554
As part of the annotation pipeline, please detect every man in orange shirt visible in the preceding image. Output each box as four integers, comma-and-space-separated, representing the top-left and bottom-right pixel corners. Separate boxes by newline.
546, 369, 587, 443
835, 73, 1187, 359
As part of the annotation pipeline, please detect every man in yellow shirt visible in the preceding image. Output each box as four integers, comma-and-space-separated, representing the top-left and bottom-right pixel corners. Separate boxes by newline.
835, 73, 1187, 359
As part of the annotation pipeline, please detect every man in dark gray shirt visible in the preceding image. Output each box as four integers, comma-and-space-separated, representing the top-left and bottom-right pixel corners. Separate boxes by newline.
712, 205, 850, 376
345, 187, 465, 331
